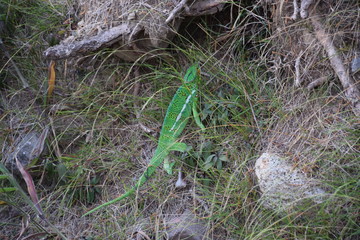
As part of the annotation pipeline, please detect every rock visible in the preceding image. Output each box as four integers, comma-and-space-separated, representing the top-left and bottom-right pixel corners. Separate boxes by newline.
4, 128, 48, 172
351, 56, 360, 73
255, 153, 326, 210
166, 210, 206, 240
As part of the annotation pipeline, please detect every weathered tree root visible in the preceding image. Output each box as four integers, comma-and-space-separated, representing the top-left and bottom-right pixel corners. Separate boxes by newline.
311, 15, 360, 116
166, 0, 189, 24
43, 24, 134, 60
43, 0, 226, 61
306, 76, 328, 90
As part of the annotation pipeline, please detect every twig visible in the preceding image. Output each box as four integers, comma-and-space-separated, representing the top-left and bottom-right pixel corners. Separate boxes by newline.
183, 0, 227, 17
133, 230, 151, 240
307, 76, 328, 90
294, 50, 303, 87
43, 24, 130, 59
166, 0, 189, 24
311, 15, 360, 116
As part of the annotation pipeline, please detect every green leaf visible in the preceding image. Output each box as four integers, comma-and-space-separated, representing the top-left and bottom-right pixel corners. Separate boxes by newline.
205, 154, 215, 164
0, 187, 17, 193
56, 163, 68, 181
216, 159, 222, 170
87, 189, 95, 203
219, 154, 228, 162
90, 176, 99, 185
0, 175, 9, 180
204, 163, 213, 171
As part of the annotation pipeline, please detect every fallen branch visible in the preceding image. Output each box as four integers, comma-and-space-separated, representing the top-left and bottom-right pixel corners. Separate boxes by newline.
184, 0, 226, 17
307, 76, 328, 90
43, 24, 132, 60
294, 50, 303, 87
311, 15, 360, 116
166, 0, 189, 24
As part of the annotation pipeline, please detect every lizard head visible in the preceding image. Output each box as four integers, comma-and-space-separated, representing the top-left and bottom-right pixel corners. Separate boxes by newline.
183, 63, 200, 84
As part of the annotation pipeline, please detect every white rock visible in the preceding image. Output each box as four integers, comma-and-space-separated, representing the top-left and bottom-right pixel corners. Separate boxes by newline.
255, 153, 326, 210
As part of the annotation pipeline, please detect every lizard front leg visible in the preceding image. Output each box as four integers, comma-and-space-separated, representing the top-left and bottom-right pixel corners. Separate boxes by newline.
164, 99, 206, 174
163, 142, 188, 174
192, 97, 205, 131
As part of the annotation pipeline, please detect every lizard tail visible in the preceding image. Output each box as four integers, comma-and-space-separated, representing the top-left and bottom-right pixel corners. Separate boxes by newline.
82, 187, 136, 216
82, 148, 167, 216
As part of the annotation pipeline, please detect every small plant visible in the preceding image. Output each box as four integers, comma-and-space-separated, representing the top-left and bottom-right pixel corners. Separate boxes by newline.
183, 141, 228, 171
202, 90, 235, 126
0, 174, 16, 193
45, 157, 101, 205
203, 149, 228, 170
74, 176, 101, 204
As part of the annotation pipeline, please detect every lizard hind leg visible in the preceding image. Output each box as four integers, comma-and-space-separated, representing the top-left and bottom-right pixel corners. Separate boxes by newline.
163, 156, 175, 175
163, 142, 188, 174
168, 142, 188, 152
192, 101, 205, 131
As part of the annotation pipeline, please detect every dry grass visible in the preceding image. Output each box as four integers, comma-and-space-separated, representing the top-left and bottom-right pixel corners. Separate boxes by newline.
0, 0, 359, 239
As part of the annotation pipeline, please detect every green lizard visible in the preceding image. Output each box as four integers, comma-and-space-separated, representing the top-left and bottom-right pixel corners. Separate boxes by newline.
83, 64, 205, 216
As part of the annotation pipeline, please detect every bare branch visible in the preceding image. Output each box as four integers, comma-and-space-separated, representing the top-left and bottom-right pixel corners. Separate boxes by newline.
184, 0, 227, 17
43, 24, 132, 60
294, 50, 303, 87
166, 0, 189, 24
311, 15, 360, 116
307, 76, 328, 90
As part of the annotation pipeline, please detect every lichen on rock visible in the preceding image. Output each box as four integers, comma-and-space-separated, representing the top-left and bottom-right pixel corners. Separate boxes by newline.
255, 152, 326, 211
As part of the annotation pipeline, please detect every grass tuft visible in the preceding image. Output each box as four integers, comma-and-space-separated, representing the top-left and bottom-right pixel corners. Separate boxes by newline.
0, 0, 358, 239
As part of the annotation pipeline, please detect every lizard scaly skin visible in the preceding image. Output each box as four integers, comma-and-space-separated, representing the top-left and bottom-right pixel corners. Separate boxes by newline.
83, 64, 204, 216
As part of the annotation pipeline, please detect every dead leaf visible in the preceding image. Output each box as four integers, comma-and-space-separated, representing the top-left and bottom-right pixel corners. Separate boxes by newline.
15, 156, 44, 218
16, 215, 29, 240
47, 60, 56, 103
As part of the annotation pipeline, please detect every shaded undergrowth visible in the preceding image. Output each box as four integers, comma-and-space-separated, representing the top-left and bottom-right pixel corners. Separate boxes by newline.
0, 0, 358, 239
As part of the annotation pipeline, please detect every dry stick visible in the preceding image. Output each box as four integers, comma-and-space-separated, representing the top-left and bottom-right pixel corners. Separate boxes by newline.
166, 0, 189, 24
311, 15, 360, 116
43, 24, 130, 59
133, 230, 151, 240
307, 76, 328, 90
294, 50, 303, 87
183, 0, 227, 16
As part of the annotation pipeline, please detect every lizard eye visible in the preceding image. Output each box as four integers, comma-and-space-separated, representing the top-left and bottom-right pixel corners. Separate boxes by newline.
183, 64, 199, 83
184, 71, 195, 83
